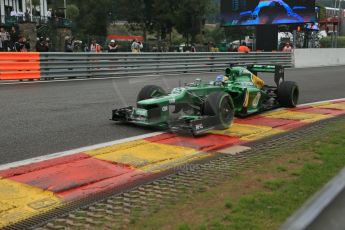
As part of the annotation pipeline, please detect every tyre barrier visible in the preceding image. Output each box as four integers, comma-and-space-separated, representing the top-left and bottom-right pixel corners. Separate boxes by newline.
0, 52, 293, 81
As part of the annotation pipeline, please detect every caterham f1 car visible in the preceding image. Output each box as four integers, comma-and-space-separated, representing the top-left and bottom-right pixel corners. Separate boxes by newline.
111, 64, 299, 135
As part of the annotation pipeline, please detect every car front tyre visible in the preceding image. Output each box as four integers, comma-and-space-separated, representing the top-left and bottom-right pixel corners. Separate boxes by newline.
137, 85, 166, 102
204, 92, 235, 130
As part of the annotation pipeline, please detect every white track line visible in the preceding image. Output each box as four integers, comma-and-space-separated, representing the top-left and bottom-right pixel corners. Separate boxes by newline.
0, 72, 221, 86
0, 98, 344, 171
298, 98, 345, 106
0, 132, 162, 171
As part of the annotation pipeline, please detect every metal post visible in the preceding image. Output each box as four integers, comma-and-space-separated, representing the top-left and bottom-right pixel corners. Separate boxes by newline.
44, 0, 47, 19
64, 0, 66, 18
0, 0, 5, 23
338, 0, 343, 36
293, 30, 297, 49
22, 0, 26, 14
40, 0, 43, 21
335, 30, 338, 48
30, 0, 32, 21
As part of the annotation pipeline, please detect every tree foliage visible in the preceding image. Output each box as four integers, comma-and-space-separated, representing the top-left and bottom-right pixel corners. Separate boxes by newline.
69, 0, 112, 37
66, 4, 79, 21
31, 0, 40, 7
113, 0, 214, 42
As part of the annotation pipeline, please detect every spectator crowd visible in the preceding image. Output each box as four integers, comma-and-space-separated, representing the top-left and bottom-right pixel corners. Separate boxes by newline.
0, 26, 33, 52
0, 25, 293, 54
0, 26, 54, 52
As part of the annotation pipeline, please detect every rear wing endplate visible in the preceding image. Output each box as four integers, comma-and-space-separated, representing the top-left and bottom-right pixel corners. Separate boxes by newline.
247, 64, 284, 86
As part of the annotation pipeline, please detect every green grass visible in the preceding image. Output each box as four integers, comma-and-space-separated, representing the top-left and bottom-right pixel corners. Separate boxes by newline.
276, 166, 287, 172
129, 118, 345, 230
264, 179, 286, 191
224, 199, 233, 209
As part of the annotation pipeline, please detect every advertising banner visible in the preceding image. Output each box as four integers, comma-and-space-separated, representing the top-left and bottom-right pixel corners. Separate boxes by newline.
221, 0, 316, 26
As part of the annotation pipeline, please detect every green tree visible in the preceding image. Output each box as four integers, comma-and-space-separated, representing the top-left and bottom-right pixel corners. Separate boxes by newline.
173, 0, 213, 44
113, 0, 157, 40
66, 4, 79, 21
113, 0, 214, 43
69, 0, 112, 37
31, 0, 40, 7
152, 0, 179, 40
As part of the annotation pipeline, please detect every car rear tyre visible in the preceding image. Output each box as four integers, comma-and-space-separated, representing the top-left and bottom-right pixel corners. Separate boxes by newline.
137, 85, 166, 102
204, 92, 234, 130
277, 81, 299, 107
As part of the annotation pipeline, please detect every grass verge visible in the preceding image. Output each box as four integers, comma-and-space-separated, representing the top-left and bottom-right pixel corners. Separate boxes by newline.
129, 118, 345, 230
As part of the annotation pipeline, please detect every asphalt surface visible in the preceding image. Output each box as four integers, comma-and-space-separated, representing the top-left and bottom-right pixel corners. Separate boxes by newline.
1, 66, 345, 164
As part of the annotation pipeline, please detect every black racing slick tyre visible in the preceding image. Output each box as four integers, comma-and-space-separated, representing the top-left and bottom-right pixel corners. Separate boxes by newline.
277, 81, 299, 107
204, 92, 235, 130
137, 85, 166, 102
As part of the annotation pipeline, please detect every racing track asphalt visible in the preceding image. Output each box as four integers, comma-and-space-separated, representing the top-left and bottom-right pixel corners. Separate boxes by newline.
0, 66, 345, 164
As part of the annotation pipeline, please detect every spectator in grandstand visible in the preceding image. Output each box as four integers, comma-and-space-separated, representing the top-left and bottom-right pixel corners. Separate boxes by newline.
108, 40, 118, 52
191, 44, 197, 52
25, 10, 30, 22
73, 40, 83, 52
238, 42, 250, 53
32, 7, 39, 16
151, 45, 158, 52
84, 43, 89, 52
47, 9, 52, 21
36, 37, 49, 52
64, 36, 73, 52
131, 39, 143, 53
138, 41, 143, 52
23, 37, 31, 51
17, 10, 24, 22
283, 42, 293, 52
46, 37, 52, 51
14, 36, 30, 52
0, 27, 10, 51
10, 8, 17, 17
131, 40, 138, 53
90, 39, 102, 52
10, 26, 19, 51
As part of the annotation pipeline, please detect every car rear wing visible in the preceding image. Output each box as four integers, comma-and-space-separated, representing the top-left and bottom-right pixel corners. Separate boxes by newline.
247, 64, 284, 86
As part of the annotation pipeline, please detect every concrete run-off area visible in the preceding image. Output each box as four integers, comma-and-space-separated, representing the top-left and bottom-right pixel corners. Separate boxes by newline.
0, 99, 345, 228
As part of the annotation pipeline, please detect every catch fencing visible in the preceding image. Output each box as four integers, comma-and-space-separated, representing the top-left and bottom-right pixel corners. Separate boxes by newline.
0, 52, 293, 81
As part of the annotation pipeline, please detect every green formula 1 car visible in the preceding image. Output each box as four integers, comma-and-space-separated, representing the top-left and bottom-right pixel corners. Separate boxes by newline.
111, 64, 299, 135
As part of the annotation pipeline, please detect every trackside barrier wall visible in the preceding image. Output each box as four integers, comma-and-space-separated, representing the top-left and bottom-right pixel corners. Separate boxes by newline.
280, 167, 345, 230
0, 52, 40, 80
0, 52, 293, 81
294, 48, 345, 68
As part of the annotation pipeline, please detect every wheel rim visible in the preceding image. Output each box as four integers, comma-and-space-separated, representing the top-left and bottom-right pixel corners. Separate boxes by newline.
219, 96, 233, 125
150, 89, 163, 98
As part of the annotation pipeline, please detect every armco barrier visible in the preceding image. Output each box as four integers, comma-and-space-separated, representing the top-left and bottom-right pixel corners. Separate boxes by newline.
0, 52, 40, 80
0, 52, 293, 81
280, 166, 345, 230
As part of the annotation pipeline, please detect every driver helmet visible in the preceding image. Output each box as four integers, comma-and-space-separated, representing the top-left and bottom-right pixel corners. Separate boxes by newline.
216, 75, 229, 82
